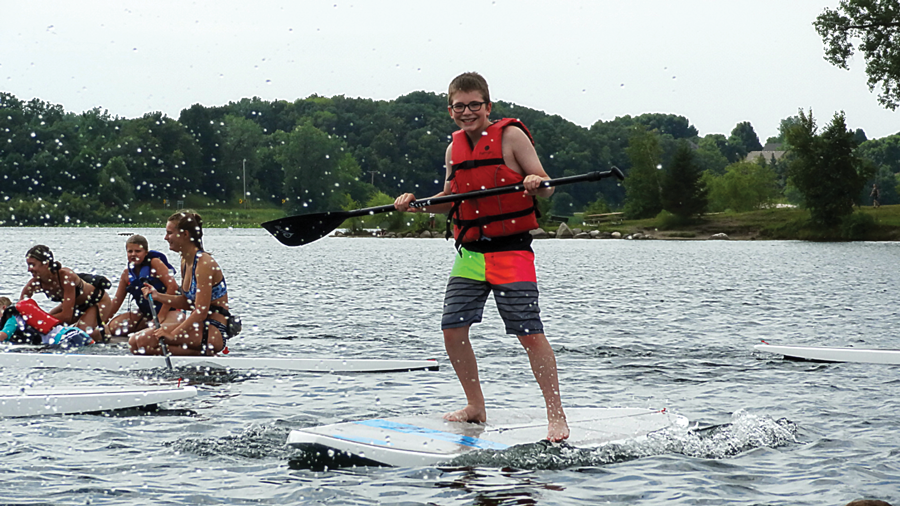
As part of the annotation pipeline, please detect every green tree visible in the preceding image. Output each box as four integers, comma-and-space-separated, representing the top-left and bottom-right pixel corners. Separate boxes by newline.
704, 161, 779, 212
364, 191, 406, 231
728, 121, 764, 157
814, 1, 900, 109
109, 113, 202, 202
583, 195, 611, 216
856, 132, 899, 204
550, 192, 575, 217
785, 109, 874, 226
275, 123, 364, 214
701, 132, 749, 164
868, 166, 899, 205
633, 113, 698, 139
179, 103, 225, 174
695, 135, 731, 175
660, 142, 708, 218
97, 156, 134, 207
622, 126, 663, 219
768, 115, 803, 147
220, 114, 266, 203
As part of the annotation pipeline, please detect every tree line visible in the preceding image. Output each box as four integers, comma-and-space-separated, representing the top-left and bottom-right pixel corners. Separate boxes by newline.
1, 90, 898, 228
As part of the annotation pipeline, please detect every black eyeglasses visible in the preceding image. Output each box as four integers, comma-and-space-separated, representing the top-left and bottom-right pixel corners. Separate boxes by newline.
450, 101, 487, 113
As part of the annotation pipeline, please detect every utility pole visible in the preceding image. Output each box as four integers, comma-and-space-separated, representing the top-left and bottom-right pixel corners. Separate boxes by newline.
242, 159, 247, 208
368, 170, 380, 185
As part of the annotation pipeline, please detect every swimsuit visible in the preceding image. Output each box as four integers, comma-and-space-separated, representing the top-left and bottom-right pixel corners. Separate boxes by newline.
49, 270, 83, 302
48, 270, 107, 329
184, 252, 228, 303
183, 251, 230, 354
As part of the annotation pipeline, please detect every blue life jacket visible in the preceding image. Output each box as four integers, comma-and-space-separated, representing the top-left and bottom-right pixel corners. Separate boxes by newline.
126, 250, 176, 318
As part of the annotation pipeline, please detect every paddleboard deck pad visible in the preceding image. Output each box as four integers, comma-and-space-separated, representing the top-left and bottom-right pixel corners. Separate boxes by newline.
755, 344, 900, 364
0, 352, 439, 373
287, 407, 688, 467
0, 385, 197, 418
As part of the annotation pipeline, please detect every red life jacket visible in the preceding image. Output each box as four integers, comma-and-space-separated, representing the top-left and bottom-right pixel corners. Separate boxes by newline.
16, 298, 61, 334
447, 118, 539, 247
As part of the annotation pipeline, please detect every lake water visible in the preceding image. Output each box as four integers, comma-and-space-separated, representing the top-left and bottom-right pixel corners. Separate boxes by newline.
1, 227, 898, 505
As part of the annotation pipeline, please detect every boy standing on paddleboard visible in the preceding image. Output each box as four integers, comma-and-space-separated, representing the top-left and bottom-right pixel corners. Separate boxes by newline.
394, 72, 569, 442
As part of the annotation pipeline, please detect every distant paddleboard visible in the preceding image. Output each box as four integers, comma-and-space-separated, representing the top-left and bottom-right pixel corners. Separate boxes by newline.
0, 352, 439, 373
287, 407, 688, 467
0, 385, 197, 418
756, 343, 900, 364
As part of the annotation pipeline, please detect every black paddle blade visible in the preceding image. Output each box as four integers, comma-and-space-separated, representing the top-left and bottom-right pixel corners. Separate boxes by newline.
261, 212, 349, 247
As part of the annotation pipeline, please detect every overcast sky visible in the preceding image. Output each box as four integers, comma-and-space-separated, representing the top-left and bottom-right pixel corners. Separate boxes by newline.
2, 0, 896, 143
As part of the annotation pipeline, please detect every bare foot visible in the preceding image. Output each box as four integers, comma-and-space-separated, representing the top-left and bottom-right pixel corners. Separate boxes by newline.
547, 418, 569, 442
443, 405, 486, 423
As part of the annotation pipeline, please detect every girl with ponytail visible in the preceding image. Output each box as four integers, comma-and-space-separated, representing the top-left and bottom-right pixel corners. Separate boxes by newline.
130, 210, 235, 356
20, 245, 111, 343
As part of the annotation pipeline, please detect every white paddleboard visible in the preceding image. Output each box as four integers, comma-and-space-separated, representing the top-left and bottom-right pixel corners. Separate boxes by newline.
287, 407, 688, 467
755, 344, 900, 364
0, 385, 197, 418
0, 352, 439, 373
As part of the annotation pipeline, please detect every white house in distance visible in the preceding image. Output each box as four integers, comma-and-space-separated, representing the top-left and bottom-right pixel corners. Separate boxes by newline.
745, 142, 787, 164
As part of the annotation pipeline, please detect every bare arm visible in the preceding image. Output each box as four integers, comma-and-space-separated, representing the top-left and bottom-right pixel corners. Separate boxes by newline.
150, 257, 180, 321
103, 269, 130, 321
142, 283, 192, 312
19, 277, 42, 301
502, 127, 554, 198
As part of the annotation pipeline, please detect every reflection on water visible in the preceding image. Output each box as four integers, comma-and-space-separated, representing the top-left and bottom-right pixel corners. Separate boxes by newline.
433, 467, 565, 506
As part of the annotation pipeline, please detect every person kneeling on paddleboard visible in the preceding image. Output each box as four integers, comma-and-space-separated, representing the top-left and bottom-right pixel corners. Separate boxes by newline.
104, 234, 180, 342
1, 297, 93, 349
129, 211, 240, 357
393, 72, 569, 442
19, 245, 112, 343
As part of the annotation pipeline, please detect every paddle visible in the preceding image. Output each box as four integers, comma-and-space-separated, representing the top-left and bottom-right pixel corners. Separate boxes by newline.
147, 293, 173, 371
262, 168, 625, 246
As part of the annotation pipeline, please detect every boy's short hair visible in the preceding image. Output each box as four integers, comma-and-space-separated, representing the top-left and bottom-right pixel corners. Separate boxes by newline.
126, 234, 149, 251
448, 72, 490, 105
0, 296, 11, 309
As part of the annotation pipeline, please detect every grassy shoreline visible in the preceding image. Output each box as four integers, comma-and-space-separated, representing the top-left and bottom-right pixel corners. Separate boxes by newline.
6, 205, 900, 242
586, 205, 900, 241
